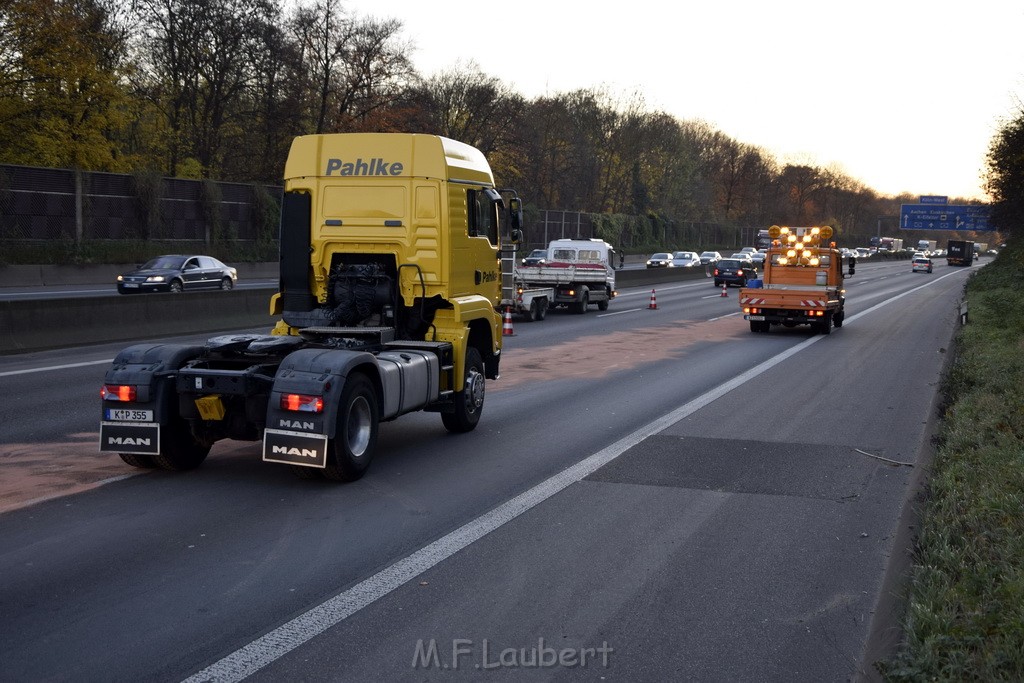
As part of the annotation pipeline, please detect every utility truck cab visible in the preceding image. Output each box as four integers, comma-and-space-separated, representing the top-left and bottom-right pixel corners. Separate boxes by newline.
741, 225, 855, 335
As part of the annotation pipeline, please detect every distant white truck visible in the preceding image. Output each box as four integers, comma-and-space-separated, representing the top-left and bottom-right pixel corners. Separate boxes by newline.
515, 238, 617, 313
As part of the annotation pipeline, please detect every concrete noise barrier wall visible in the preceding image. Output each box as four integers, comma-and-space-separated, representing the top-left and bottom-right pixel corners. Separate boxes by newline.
0, 289, 278, 354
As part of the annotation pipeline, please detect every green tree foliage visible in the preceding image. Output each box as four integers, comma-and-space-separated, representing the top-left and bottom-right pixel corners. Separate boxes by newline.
0, 0, 915, 246
0, 0, 134, 170
986, 107, 1024, 237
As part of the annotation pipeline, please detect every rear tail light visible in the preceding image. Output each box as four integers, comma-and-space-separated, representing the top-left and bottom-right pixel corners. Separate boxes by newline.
101, 385, 136, 401
281, 394, 324, 413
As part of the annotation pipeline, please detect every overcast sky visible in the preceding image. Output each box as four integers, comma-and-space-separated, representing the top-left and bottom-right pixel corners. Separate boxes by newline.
345, 0, 1024, 202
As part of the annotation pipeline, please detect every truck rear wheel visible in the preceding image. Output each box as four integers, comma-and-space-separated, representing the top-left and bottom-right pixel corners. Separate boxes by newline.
573, 287, 589, 314
816, 311, 833, 335
834, 309, 844, 328
323, 373, 379, 482
537, 298, 548, 321
152, 424, 211, 471
442, 347, 484, 433
597, 296, 609, 311
119, 453, 157, 469
527, 299, 540, 322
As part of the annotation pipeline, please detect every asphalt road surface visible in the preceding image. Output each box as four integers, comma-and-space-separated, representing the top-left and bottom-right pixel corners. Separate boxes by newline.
0, 258, 974, 681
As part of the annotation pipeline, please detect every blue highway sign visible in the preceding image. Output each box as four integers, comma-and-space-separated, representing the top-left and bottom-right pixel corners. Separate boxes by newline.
900, 204, 993, 231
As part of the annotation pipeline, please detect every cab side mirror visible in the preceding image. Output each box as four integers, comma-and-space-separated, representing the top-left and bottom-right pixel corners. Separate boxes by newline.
508, 197, 523, 232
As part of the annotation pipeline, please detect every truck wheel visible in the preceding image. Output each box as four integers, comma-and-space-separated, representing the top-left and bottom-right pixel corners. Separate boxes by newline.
819, 312, 833, 335
834, 310, 844, 328
152, 424, 211, 471
322, 373, 379, 482
597, 297, 609, 311
290, 465, 322, 480
573, 288, 589, 314
527, 299, 540, 322
442, 347, 485, 433
537, 299, 548, 321
118, 453, 156, 469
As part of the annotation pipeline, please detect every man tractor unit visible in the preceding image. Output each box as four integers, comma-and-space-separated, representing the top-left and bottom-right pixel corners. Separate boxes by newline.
100, 133, 522, 482
740, 225, 855, 335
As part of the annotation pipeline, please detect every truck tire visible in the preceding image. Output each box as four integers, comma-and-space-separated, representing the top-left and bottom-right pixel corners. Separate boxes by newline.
152, 423, 211, 471
442, 347, 485, 433
118, 453, 156, 469
834, 309, 844, 328
322, 373, 379, 482
818, 311, 833, 335
290, 465, 322, 480
597, 295, 609, 311
537, 298, 548, 321
527, 299, 540, 322
573, 287, 589, 314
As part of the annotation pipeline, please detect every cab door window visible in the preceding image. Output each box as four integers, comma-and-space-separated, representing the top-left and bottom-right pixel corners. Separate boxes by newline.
468, 188, 499, 246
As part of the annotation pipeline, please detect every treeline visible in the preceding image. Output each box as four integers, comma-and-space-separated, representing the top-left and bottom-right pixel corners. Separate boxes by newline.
0, 0, 978, 246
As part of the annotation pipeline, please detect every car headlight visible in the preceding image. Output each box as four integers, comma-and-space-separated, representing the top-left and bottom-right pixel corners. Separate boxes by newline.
116, 275, 123, 282
146, 276, 166, 282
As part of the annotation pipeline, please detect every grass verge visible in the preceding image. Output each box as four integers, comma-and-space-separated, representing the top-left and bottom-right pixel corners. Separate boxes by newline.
881, 241, 1024, 679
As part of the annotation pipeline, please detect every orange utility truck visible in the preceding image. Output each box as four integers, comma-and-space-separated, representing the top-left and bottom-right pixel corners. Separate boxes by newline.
740, 225, 855, 335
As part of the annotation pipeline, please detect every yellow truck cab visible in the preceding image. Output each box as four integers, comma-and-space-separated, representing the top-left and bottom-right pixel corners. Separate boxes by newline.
740, 225, 855, 334
101, 133, 522, 482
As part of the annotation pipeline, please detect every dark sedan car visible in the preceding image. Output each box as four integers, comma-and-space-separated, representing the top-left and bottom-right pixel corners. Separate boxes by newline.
117, 255, 238, 294
712, 259, 757, 287
521, 249, 548, 266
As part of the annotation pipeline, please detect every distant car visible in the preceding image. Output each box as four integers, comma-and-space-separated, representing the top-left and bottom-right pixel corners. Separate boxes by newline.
739, 247, 758, 255
117, 255, 238, 294
713, 259, 757, 287
521, 249, 547, 266
730, 252, 754, 263
750, 249, 767, 265
699, 251, 722, 265
911, 257, 933, 274
671, 251, 701, 267
646, 252, 673, 268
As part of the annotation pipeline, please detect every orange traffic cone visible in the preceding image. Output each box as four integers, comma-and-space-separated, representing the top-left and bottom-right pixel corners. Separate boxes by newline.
502, 307, 515, 336
720, 284, 728, 297
648, 289, 658, 310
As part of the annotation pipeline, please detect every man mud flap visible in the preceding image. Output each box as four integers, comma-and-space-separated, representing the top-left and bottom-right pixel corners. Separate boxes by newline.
263, 429, 328, 468
99, 422, 160, 455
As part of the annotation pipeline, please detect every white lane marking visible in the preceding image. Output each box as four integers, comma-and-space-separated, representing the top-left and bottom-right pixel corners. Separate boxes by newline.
182, 331, 831, 683
596, 307, 644, 317
0, 359, 114, 378
708, 312, 741, 321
